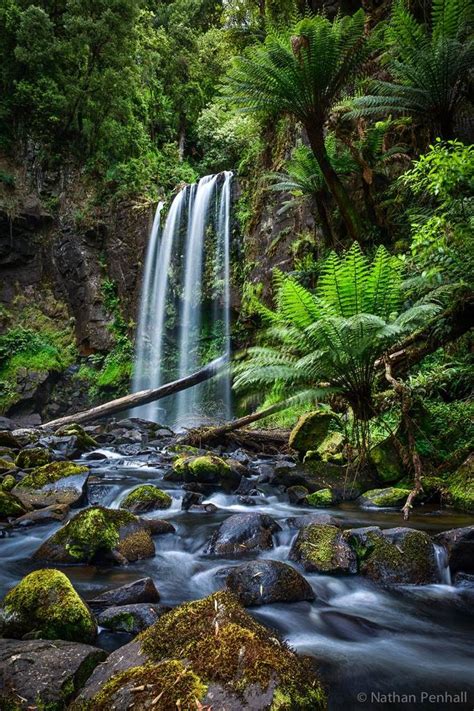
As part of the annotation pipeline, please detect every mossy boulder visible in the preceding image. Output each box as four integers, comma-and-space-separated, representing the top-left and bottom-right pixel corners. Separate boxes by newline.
171, 453, 240, 487
77, 591, 326, 709
369, 436, 404, 483
0, 457, 15, 474
0, 431, 20, 448
346, 526, 440, 584
304, 432, 345, 464
15, 447, 52, 469
1, 473, 16, 491
306, 488, 334, 507
289, 524, 357, 574
15, 461, 88, 490
120, 485, 172, 513
358, 487, 411, 508
0, 490, 26, 519
289, 410, 338, 456
54, 423, 98, 451
0, 569, 97, 643
225, 559, 315, 606
205, 513, 281, 557
97, 603, 166, 635
12, 461, 89, 508
447, 453, 474, 513
34, 506, 155, 564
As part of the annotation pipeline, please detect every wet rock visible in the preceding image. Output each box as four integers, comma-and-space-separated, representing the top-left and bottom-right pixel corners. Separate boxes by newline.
237, 495, 258, 506
120, 484, 172, 513
286, 512, 341, 528
255, 462, 275, 482
319, 610, 383, 641
225, 559, 315, 606
235, 476, 257, 496
273, 460, 345, 492
0, 417, 15, 431
0, 569, 97, 643
347, 526, 440, 584
369, 435, 404, 483
182, 490, 204, 510
358, 486, 411, 508
0, 490, 26, 519
1, 473, 16, 491
97, 604, 168, 634
306, 488, 334, 507
206, 513, 281, 557
12, 461, 89, 509
77, 591, 326, 710
0, 638, 106, 710
142, 518, 176, 535
289, 524, 357, 574
0, 457, 15, 474
289, 410, 338, 456
34, 506, 155, 564
227, 458, 250, 478
0, 430, 20, 448
15, 446, 52, 469
287, 484, 310, 504
12, 502, 69, 527
88, 578, 160, 609
434, 525, 474, 575
454, 572, 474, 587
83, 450, 109, 461
172, 453, 240, 488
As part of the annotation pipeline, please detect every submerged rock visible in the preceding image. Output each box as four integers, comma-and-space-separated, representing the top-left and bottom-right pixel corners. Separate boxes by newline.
97, 603, 168, 634
0, 638, 106, 711
34, 506, 155, 564
0, 569, 97, 643
120, 484, 172, 513
358, 486, 411, 508
88, 577, 160, 609
77, 591, 326, 710
435, 525, 474, 575
225, 559, 315, 606
206, 513, 281, 557
289, 524, 357, 574
289, 410, 338, 456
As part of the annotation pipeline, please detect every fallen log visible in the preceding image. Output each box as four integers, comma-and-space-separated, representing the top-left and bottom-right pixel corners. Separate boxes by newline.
40, 356, 227, 430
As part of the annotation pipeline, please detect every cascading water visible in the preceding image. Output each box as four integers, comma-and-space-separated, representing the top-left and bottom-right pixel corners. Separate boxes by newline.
133, 172, 233, 428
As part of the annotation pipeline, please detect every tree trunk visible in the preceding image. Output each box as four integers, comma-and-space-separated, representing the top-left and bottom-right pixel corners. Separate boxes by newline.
40, 357, 227, 430
306, 125, 363, 241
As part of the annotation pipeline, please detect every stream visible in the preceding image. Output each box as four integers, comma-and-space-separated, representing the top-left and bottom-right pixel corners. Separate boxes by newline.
1, 448, 473, 710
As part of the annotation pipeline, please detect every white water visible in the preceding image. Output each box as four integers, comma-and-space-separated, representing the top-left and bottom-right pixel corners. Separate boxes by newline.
133, 173, 233, 427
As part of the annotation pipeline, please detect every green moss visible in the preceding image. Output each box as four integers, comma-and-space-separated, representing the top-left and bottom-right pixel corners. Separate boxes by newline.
15, 447, 52, 469
0, 569, 96, 643
369, 436, 404, 483
0, 489, 25, 517
305, 489, 333, 507
447, 453, 474, 512
168, 445, 200, 455
17, 461, 88, 490
188, 454, 231, 478
0, 457, 14, 473
120, 484, 172, 511
294, 524, 342, 571
116, 528, 156, 560
171, 452, 193, 476
54, 424, 97, 450
54, 506, 136, 561
1, 474, 16, 491
289, 410, 338, 454
359, 487, 411, 508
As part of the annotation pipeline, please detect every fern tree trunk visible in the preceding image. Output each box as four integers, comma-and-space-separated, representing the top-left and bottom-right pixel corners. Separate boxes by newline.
306, 125, 363, 241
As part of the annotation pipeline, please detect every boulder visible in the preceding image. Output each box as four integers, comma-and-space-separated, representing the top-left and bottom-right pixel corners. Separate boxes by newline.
346, 526, 440, 584
97, 604, 168, 635
0, 639, 106, 710
34, 506, 155, 564
77, 591, 326, 710
0, 490, 26, 519
0, 457, 15, 474
12, 502, 69, 527
0, 430, 20, 448
88, 578, 160, 609
273, 460, 347, 492
206, 513, 281, 557
304, 431, 345, 464
286, 513, 341, 529
287, 484, 309, 504
225, 559, 315, 606
171, 453, 240, 487
142, 517, 176, 535
306, 488, 334, 507
120, 484, 172, 513
12, 461, 89, 509
1, 473, 16, 491
289, 410, 338, 455
447, 453, 474, 513
182, 490, 204, 510
54, 423, 98, 451
434, 526, 474, 575
289, 524, 357, 574
357, 486, 411, 508
369, 435, 404, 483
15, 446, 52, 469
0, 569, 96, 643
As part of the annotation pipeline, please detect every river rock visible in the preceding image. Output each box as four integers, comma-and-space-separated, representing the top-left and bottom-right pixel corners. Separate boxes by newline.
205, 513, 281, 557
0, 490, 26, 519
346, 526, 440, 584
11, 502, 69, 527
0, 569, 97, 643
182, 490, 204, 509
287, 484, 310, 504
286, 512, 341, 528
142, 517, 176, 535
12, 461, 89, 508
54, 423, 98, 451
447, 453, 474, 513
97, 603, 168, 634
0, 457, 16, 474
34, 506, 155, 564
358, 486, 411, 508
434, 525, 474, 575
289, 524, 357, 574
289, 410, 338, 456
76, 591, 326, 710
273, 460, 347, 492
0, 638, 106, 710
15, 446, 52, 469
305, 488, 335, 507
172, 453, 241, 488
120, 484, 172, 513
225, 559, 315, 606
0, 430, 20, 448
1, 473, 16, 491
88, 577, 160, 609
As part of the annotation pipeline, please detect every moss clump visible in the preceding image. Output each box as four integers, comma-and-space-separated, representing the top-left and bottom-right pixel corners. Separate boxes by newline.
0, 457, 15, 473
171, 452, 193, 477
447, 453, 474, 513
188, 454, 232, 480
290, 524, 356, 574
169, 445, 200, 455
0, 490, 25, 517
116, 528, 156, 560
54, 424, 97, 450
289, 410, 338, 455
1, 474, 16, 491
0, 569, 96, 643
139, 591, 326, 709
17, 461, 88, 490
120, 484, 172, 512
359, 487, 411, 508
306, 488, 333, 507
85, 661, 207, 710
15, 447, 52, 469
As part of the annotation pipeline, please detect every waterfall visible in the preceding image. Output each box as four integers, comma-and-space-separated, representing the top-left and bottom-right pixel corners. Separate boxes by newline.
133, 172, 233, 428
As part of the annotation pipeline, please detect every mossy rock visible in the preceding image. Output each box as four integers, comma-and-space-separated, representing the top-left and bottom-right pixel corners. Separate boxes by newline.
1, 474, 16, 491
54, 423, 97, 451
447, 453, 474, 513
346, 527, 440, 584
0, 458, 15, 474
120, 485, 172, 513
289, 410, 338, 455
0, 569, 96, 643
304, 432, 345, 464
0, 490, 26, 519
34, 506, 155, 564
15, 447, 52, 469
172, 453, 239, 486
0, 431, 20, 449
289, 524, 357, 574
305, 488, 334, 507
369, 436, 404, 483
358, 487, 411, 508
15, 461, 88, 490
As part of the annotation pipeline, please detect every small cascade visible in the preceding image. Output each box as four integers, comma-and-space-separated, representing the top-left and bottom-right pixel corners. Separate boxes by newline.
133, 172, 233, 428
433, 543, 452, 585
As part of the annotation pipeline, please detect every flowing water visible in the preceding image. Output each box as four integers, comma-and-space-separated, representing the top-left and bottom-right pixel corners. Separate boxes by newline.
133, 172, 233, 429
1, 448, 473, 710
